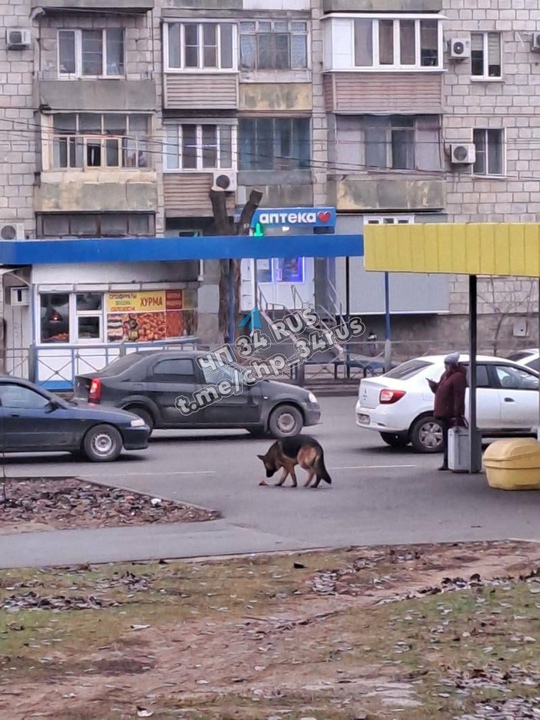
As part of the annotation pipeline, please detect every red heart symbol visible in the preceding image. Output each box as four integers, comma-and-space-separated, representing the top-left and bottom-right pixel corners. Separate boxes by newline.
318, 211, 332, 223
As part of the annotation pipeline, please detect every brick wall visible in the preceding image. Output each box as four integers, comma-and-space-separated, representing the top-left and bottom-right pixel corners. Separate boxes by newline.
0, 0, 36, 236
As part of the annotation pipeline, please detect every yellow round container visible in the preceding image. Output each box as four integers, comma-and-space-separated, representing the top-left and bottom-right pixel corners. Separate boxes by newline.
483, 438, 540, 490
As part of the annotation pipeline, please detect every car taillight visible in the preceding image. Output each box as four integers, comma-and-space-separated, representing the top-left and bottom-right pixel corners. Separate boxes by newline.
88, 378, 101, 403
379, 389, 406, 404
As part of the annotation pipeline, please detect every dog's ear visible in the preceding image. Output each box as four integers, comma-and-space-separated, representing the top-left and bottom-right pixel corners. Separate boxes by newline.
257, 454, 265, 461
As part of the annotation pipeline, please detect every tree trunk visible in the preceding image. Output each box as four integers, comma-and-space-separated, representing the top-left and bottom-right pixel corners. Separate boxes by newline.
209, 188, 263, 342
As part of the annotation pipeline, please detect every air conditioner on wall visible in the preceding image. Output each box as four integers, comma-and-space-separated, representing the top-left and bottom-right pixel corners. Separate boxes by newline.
0, 222, 25, 241
9, 287, 30, 307
212, 171, 237, 192
448, 38, 471, 60
6, 28, 31, 50
450, 143, 476, 165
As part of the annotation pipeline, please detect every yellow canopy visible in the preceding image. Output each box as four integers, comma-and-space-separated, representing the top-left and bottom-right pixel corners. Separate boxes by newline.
364, 223, 540, 277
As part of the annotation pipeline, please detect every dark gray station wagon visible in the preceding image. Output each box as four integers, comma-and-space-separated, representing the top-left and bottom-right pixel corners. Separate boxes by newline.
74, 350, 322, 438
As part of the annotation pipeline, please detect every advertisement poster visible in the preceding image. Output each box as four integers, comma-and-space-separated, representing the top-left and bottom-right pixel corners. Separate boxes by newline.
106, 290, 196, 343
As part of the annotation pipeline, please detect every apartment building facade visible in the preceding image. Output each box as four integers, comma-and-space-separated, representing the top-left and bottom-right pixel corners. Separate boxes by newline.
0, 0, 538, 385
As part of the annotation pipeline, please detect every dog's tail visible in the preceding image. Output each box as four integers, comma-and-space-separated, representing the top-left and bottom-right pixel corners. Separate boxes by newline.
315, 448, 332, 485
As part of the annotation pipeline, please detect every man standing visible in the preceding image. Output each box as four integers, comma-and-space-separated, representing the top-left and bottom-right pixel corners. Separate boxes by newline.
428, 352, 467, 471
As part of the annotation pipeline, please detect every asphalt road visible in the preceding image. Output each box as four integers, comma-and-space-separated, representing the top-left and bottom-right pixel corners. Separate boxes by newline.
1, 395, 539, 568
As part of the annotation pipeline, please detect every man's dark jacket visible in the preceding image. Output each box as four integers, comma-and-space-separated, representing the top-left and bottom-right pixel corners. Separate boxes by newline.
431, 365, 467, 422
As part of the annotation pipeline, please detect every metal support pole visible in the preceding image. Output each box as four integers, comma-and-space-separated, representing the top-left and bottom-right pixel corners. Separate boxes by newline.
228, 259, 235, 347
468, 274, 482, 473
384, 271, 391, 372
538, 276, 540, 443
345, 256, 351, 379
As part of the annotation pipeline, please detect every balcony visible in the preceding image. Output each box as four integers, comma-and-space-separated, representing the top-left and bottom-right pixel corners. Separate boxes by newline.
35, 77, 157, 113
323, 0, 441, 11
163, 74, 238, 110
164, 174, 235, 218
323, 73, 442, 115
32, 0, 154, 12
327, 174, 446, 212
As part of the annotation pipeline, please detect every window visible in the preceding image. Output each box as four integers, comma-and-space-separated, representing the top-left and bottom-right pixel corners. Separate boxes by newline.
37, 213, 155, 238
40, 293, 70, 343
353, 17, 441, 69
58, 29, 124, 77
164, 123, 235, 171
361, 115, 441, 172
165, 22, 235, 71
0, 384, 50, 410
471, 32, 501, 79
239, 118, 310, 171
51, 114, 151, 170
495, 365, 539, 391
473, 129, 504, 176
240, 20, 308, 71
200, 362, 237, 386
256, 258, 305, 284
384, 359, 431, 380
76, 293, 103, 342
152, 358, 195, 381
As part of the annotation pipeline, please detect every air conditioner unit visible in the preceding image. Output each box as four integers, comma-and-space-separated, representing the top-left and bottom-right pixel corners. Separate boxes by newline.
450, 143, 476, 165
448, 38, 471, 60
9, 287, 30, 307
0, 222, 25, 241
212, 171, 237, 192
6, 28, 32, 50
531, 33, 540, 52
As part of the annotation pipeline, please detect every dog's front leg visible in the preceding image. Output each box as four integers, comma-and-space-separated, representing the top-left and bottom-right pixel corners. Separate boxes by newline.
289, 467, 298, 488
275, 468, 289, 486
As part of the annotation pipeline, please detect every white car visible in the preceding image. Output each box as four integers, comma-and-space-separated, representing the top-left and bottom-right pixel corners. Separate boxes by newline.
507, 349, 540, 373
355, 354, 540, 453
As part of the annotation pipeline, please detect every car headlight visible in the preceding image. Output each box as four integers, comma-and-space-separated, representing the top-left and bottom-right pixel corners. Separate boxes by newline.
130, 418, 146, 427
308, 392, 318, 404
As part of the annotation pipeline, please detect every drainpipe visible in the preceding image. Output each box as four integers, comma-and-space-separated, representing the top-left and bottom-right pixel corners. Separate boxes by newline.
384, 271, 391, 372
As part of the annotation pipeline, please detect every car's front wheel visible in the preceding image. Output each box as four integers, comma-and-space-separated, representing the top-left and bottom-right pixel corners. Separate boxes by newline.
380, 432, 409, 449
410, 416, 443, 453
268, 405, 303, 438
83, 424, 123, 462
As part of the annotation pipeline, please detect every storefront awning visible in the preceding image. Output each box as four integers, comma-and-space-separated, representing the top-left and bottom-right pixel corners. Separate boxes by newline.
364, 223, 540, 277
0, 235, 364, 266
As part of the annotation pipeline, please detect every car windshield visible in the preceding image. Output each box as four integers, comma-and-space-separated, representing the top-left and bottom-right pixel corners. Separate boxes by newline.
384, 359, 432, 380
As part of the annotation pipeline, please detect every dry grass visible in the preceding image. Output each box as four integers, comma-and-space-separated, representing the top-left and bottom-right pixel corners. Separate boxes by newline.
0, 540, 539, 719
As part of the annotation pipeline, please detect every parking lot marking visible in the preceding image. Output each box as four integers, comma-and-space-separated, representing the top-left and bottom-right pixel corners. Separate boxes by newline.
80, 470, 216, 477
331, 464, 417, 470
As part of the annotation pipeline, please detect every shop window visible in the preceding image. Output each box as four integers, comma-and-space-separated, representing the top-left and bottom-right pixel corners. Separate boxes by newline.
40, 293, 70, 343
76, 293, 103, 342
51, 114, 151, 170
256, 258, 304, 284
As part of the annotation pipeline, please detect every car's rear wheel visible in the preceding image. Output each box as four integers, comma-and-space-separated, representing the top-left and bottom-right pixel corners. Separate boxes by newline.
410, 416, 443, 453
380, 432, 409, 449
125, 406, 155, 434
268, 405, 303, 438
83, 424, 123, 462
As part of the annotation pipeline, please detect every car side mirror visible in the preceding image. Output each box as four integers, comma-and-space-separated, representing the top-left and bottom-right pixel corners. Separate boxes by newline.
45, 400, 60, 413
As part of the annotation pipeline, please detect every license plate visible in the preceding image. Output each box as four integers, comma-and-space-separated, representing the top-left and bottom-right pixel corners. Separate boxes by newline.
357, 413, 370, 425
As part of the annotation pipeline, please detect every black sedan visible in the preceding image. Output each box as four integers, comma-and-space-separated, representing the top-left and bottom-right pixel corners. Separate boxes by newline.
0, 376, 150, 462
74, 350, 322, 438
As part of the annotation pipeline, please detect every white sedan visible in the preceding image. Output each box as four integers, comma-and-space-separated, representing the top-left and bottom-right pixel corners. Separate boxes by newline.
355, 354, 540, 453
507, 348, 540, 372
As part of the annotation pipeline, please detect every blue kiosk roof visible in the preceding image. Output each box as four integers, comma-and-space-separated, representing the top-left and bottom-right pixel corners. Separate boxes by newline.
0, 234, 364, 265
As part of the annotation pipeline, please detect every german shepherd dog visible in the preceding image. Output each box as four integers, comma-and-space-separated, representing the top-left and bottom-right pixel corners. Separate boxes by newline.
257, 434, 332, 489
